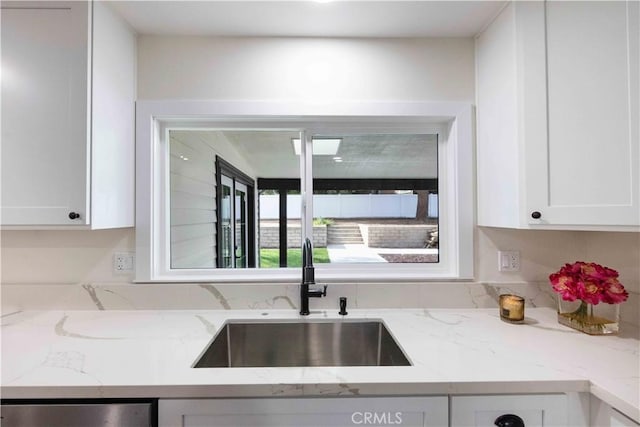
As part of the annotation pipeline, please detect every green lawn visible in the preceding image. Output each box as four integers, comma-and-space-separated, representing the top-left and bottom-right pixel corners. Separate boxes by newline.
260, 248, 330, 268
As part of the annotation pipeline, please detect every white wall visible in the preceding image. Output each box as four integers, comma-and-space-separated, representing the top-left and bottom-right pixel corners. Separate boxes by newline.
476, 228, 640, 294
137, 36, 475, 101
1, 229, 135, 284
2, 227, 638, 295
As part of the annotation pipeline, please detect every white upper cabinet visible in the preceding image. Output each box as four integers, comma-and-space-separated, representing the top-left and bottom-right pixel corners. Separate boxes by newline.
476, 1, 639, 230
1, 1, 136, 228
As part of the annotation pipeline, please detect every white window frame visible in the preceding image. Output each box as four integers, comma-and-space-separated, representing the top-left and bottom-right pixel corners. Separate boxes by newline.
135, 101, 474, 283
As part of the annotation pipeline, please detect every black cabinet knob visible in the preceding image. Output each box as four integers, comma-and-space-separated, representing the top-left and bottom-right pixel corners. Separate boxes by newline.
68, 212, 81, 220
495, 413, 525, 427
531, 211, 542, 219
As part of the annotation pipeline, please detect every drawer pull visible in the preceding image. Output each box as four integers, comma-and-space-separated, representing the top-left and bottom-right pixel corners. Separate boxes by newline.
495, 413, 525, 427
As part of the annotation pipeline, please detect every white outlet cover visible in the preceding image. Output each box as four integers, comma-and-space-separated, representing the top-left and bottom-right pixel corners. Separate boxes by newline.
498, 250, 520, 272
114, 252, 135, 272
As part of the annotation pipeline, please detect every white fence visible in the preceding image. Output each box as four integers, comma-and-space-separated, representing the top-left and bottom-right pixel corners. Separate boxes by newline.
428, 193, 438, 218
259, 194, 439, 219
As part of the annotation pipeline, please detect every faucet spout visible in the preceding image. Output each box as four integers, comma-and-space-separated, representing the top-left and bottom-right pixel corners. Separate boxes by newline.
302, 237, 314, 284
300, 238, 326, 315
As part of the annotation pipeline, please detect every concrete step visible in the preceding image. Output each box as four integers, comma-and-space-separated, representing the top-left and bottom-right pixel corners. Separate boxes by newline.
327, 225, 363, 244
328, 230, 362, 236
327, 230, 360, 236
329, 238, 364, 244
328, 225, 361, 231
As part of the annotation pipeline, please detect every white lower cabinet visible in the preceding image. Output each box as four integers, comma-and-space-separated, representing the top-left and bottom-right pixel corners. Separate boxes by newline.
159, 397, 448, 427
160, 393, 625, 427
610, 409, 640, 427
450, 394, 572, 427
591, 395, 640, 427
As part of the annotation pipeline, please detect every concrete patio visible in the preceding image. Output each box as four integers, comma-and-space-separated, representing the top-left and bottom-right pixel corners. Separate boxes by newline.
326, 244, 438, 263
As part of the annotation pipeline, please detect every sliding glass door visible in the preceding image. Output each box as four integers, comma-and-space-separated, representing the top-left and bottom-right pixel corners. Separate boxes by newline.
219, 175, 249, 268
220, 175, 234, 268
234, 182, 248, 268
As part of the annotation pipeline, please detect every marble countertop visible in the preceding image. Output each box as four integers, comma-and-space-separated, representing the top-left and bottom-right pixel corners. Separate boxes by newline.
1, 308, 638, 422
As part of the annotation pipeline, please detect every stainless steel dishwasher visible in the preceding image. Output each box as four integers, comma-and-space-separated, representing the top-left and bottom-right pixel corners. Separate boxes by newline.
1, 400, 156, 427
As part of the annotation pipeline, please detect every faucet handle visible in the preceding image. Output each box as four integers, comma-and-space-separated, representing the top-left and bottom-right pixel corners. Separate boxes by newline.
308, 285, 328, 298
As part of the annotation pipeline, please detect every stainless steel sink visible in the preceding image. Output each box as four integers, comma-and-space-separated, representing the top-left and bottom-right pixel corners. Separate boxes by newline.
193, 320, 411, 368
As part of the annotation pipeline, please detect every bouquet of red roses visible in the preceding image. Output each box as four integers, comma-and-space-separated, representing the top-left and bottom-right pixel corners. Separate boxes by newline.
549, 261, 628, 305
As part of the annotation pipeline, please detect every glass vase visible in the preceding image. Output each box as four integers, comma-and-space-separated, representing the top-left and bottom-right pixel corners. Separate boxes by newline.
557, 299, 620, 335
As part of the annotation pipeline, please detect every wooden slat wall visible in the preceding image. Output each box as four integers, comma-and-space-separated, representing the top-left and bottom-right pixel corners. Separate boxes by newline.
169, 130, 259, 269
169, 135, 217, 268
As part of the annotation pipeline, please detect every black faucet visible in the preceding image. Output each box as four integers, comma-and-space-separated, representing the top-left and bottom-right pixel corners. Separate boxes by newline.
300, 238, 327, 315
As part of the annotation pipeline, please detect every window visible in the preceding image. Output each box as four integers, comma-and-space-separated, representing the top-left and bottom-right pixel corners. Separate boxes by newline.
311, 133, 439, 265
135, 101, 474, 282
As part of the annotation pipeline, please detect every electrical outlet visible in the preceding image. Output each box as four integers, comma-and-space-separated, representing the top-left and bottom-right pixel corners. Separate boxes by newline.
498, 250, 520, 272
113, 252, 135, 273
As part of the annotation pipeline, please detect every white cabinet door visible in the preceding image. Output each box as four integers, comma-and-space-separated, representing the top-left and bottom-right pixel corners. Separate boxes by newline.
476, 1, 546, 229
526, 0, 640, 227
476, 1, 639, 230
160, 397, 448, 427
451, 394, 569, 427
90, 0, 136, 229
1, 2, 90, 225
1, 1, 135, 228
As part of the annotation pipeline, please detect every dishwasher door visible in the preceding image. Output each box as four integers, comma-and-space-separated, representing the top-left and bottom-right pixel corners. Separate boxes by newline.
1, 402, 154, 427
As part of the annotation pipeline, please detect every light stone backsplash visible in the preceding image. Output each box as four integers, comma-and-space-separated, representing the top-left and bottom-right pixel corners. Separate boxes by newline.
2, 282, 637, 328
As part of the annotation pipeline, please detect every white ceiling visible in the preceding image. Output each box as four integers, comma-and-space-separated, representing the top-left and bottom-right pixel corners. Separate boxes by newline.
108, 1, 506, 38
